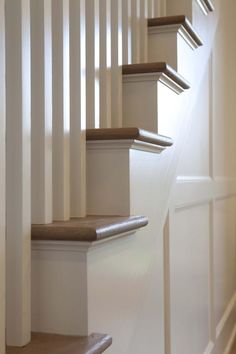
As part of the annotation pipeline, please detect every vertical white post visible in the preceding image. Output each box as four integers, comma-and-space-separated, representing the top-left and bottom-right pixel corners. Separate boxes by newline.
99, 0, 112, 128
148, 0, 155, 18
0, 1, 5, 352
31, 0, 52, 224
131, 0, 141, 63
140, 0, 148, 62
122, 0, 132, 65
5, 0, 31, 346
52, 0, 70, 221
111, 0, 123, 127
70, 0, 86, 217
153, 0, 159, 16
86, 0, 100, 128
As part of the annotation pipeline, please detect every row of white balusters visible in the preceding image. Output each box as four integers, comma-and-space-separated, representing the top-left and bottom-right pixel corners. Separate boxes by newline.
4, 0, 165, 346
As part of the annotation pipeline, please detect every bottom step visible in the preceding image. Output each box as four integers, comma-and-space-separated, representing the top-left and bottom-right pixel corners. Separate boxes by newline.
7, 333, 112, 354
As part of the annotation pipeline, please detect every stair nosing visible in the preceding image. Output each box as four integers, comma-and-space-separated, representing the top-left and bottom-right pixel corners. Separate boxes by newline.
32, 215, 148, 242
200, 0, 214, 12
7, 333, 112, 354
122, 62, 190, 90
86, 127, 173, 147
148, 15, 203, 47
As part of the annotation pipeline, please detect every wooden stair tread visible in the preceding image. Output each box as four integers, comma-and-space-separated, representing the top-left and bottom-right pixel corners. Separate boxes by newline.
32, 215, 148, 242
86, 127, 173, 147
122, 62, 190, 90
7, 333, 112, 354
148, 15, 203, 47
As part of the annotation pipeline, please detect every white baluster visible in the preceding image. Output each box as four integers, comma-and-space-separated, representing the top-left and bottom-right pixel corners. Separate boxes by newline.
148, 0, 155, 19
131, 0, 140, 63
70, 0, 86, 217
0, 1, 5, 352
52, 0, 70, 221
111, 0, 123, 127
99, 0, 112, 128
153, 0, 159, 16
122, 0, 132, 64
31, 0, 52, 224
140, 0, 148, 62
86, 0, 100, 128
5, 0, 31, 346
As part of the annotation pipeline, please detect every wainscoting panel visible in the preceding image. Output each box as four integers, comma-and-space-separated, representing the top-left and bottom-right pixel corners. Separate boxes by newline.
169, 202, 210, 354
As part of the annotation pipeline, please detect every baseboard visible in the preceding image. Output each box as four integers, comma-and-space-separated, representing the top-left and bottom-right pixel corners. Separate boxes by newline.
210, 293, 236, 354
224, 324, 236, 354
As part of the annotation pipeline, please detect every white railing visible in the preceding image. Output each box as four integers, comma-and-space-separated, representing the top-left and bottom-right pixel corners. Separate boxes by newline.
4, 0, 163, 347
31, 0, 163, 223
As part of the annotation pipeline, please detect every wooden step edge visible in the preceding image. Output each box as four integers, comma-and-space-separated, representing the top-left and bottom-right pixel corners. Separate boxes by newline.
86, 127, 173, 147
7, 332, 112, 354
32, 215, 148, 242
148, 15, 203, 47
122, 62, 190, 90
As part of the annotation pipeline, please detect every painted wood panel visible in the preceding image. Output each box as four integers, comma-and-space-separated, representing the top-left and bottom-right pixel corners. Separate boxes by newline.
177, 66, 210, 177
110, 0, 122, 127
169, 204, 210, 354
86, 0, 100, 129
69, 0, 86, 217
122, 0, 132, 65
169, 3, 236, 353
52, 0, 70, 221
5, 0, 31, 346
214, 197, 236, 329
99, 0, 111, 128
31, 0, 53, 224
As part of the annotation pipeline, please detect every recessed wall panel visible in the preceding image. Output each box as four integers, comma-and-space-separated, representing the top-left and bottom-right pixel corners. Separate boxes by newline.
170, 203, 210, 354
214, 197, 236, 327
177, 68, 210, 178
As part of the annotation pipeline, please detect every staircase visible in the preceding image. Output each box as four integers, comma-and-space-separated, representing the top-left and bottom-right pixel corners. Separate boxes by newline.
4, 0, 236, 354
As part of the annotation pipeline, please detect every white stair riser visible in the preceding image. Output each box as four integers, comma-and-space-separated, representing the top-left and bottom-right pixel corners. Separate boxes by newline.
166, 0, 211, 37
32, 247, 88, 336
86, 142, 165, 216
122, 78, 181, 136
148, 29, 196, 80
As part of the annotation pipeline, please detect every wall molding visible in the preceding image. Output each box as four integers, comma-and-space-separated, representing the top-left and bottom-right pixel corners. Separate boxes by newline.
32, 230, 136, 253
173, 177, 236, 209
216, 292, 236, 340
196, 0, 214, 15
223, 323, 236, 354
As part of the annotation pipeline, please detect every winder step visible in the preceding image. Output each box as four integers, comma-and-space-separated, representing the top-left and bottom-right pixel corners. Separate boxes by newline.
7, 333, 112, 354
